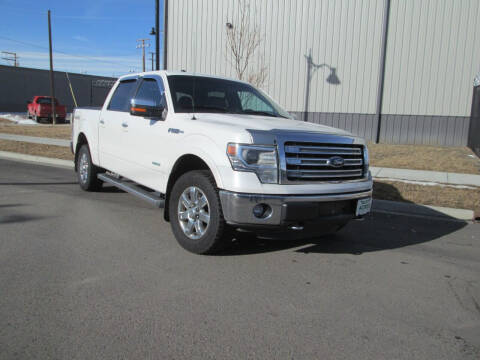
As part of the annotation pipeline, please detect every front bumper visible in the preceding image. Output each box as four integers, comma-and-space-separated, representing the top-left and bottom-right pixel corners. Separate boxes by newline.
219, 189, 372, 227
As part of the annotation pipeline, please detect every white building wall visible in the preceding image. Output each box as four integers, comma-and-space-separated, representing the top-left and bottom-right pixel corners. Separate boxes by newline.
167, 0, 480, 145
168, 0, 384, 114
383, 0, 480, 117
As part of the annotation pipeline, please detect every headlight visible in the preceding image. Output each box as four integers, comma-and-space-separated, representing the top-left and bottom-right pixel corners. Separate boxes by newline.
227, 143, 278, 184
363, 145, 369, 174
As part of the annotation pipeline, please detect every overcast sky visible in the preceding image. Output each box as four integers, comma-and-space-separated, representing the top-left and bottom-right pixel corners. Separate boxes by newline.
0, 0, 165, 77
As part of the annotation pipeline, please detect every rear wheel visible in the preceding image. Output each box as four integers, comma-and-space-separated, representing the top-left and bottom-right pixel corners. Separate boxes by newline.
77, 144, 103, 191
169, 170, 227, 254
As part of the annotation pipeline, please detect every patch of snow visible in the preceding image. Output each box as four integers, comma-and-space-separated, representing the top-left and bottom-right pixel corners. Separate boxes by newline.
0, 112, 39, 125
16, 119, 39, 125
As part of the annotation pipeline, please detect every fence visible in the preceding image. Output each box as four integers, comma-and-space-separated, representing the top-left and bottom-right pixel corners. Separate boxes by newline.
0, 65, 116, 113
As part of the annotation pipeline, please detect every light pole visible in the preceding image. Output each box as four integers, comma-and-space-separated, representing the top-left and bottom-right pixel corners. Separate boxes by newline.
48, 10, 56, 125
149, 52, 155, 71
150, 0, 167, 70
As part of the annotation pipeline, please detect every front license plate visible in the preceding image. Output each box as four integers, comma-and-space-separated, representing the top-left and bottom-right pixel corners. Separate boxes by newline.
356, 198, 372, 216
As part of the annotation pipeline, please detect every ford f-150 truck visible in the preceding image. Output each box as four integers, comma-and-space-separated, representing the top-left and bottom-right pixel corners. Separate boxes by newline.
27, 96, 67, 123
72, 71, 372, 254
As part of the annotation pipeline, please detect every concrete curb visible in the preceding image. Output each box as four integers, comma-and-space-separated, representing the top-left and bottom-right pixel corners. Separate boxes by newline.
370, 166, 480, 187
372, 199, 474, 222
0, 152, 476, 222
0, 151, 73, 168
0, 133, 70, 147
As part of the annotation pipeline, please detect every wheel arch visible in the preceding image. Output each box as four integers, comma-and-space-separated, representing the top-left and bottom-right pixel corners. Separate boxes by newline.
164, 154, 219, 222
74, 132, 89, 172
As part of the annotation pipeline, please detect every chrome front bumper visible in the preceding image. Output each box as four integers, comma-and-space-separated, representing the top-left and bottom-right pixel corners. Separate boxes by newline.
219, 189, 373, 226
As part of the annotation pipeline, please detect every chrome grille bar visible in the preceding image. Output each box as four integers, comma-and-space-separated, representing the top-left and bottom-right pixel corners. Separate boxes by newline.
285, 145, 362, 156
286, 157, 363, 166
283, 141, 364, 182
287, 169, 363, 178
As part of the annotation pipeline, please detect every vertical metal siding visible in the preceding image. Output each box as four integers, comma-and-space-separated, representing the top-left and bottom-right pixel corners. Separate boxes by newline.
168, 0, 383, 115
382, 0, 480, 117
167, 0, 480, 146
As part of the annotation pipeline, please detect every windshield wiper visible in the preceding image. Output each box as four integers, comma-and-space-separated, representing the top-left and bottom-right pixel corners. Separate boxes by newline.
194, 105, 227, 113
243, 109, 286, 118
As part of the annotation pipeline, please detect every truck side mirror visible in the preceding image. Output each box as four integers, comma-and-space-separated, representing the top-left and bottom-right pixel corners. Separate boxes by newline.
130, 101, 165, 119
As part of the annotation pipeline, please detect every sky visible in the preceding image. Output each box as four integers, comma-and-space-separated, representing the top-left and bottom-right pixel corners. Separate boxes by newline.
0, 0, 165, 77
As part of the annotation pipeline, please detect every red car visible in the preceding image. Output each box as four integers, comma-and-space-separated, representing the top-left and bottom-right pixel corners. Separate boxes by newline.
27, 96, 67, 123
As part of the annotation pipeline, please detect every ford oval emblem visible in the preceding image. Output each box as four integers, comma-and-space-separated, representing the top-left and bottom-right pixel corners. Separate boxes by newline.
329, 156, 345, 167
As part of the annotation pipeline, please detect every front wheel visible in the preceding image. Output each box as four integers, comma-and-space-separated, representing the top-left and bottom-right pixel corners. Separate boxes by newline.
76, 144, 103, 191
169, 170, 227, 254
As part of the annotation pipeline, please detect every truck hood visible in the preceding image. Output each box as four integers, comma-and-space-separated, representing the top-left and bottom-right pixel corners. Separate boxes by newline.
193, 113, 353, 137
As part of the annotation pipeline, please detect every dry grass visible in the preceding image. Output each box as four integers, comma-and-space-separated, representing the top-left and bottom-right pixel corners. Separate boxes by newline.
0, 118, 71, 139
369, 142, 480, 174
0, 138, 478, 211
0, 140, 73, 161
1, 117, 479, 174
374, 180, 480, 211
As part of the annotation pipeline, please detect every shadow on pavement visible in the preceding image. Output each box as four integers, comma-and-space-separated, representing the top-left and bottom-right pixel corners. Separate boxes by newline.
220, 182, 469, 256
221, 212, 467, 256
0, 214, 48, 224
0, 182, 77, 186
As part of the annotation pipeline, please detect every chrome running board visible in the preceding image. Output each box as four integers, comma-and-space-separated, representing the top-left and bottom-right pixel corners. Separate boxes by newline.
98, 173, 165, 208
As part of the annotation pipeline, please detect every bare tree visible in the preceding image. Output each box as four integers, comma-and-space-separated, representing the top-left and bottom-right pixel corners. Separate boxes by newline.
226, 0, 268, 89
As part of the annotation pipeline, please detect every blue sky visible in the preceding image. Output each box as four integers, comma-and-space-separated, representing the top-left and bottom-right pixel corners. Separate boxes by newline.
0, 0, 164, 77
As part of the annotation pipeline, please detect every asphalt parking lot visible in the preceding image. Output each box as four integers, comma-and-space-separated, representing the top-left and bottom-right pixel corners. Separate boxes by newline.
0, 158, 479, 359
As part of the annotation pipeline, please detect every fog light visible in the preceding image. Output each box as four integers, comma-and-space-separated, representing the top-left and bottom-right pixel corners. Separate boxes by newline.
253, 203, 272, 219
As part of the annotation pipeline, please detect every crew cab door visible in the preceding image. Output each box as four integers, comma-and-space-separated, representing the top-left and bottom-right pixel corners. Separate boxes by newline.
98, 77, 139, 175
124, 75, 170, 191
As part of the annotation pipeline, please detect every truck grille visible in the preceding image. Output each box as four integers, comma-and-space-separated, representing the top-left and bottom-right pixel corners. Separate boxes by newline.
284, 142, 364, 182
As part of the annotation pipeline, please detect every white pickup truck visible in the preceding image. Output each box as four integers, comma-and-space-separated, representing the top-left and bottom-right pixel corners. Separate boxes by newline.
72, 71, 372, 254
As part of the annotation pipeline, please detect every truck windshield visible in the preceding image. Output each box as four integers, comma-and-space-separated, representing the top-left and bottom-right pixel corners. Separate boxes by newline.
167, 75, 291, 118
37, 98, 57, 105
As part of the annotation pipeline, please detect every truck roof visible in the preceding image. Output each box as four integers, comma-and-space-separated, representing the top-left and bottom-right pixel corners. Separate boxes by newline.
118, 70, 250, 85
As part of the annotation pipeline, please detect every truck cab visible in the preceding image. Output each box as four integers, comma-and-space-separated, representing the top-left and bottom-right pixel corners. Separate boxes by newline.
72, 70, 372, 254
27, 96, 67, 123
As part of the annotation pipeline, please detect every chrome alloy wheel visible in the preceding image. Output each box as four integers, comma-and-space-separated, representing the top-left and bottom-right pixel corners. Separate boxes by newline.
79, 152, 89, 184
177, 186, 210, 240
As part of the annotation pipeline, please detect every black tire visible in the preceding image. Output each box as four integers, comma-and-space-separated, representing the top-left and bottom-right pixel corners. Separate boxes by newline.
169, 170, 227, 254
34, 114, 39, 123
76, 144, 103, 191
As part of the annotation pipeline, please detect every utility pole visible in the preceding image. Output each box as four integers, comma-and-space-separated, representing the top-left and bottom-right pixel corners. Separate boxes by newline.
136, 38, 150, 72
1, 51, 19, 66
163, 0, 168, 70
149, 52, 155, 71
155, 0, 160, 70
48, 10, 56, 125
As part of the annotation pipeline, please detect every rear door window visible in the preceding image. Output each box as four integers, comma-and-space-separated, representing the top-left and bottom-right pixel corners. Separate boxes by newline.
108, 79, 138, 112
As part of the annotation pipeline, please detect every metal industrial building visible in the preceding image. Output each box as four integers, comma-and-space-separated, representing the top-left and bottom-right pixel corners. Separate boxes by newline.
165, 0, 480, 146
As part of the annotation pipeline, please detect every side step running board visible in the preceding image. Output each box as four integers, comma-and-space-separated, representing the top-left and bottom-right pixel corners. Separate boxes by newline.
98, 173, 165, 208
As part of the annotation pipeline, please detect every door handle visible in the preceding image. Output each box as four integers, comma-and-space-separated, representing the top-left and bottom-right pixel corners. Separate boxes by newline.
121, 123, 128, 128
99, 119, 105, 124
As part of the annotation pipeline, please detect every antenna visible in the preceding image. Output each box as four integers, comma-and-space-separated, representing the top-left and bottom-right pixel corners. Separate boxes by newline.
191, 74, 197, 120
